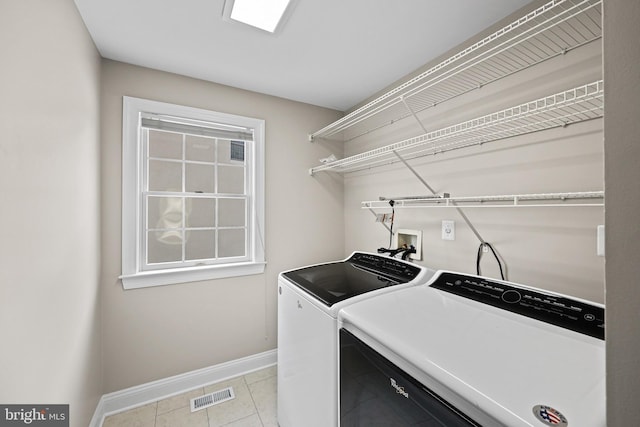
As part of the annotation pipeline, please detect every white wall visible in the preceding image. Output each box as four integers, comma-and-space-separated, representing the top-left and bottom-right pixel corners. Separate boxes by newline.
342, 4, 605, 303
603, 0, 640, 424
100, 60, 344, 392
0, 1, 102, 426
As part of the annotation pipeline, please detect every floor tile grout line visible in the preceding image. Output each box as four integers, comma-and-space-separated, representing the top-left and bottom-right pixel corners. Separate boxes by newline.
244, 374, 265, 427
254, 374, 278, 426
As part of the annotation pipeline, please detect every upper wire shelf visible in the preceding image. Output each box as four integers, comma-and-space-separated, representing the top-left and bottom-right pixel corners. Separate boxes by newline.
309, 80, 603, 175
309, 0, 602, 143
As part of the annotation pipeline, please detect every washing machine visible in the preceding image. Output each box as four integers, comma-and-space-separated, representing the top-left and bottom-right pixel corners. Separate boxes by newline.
277, 252, 436, 427
338, 270, 605, 426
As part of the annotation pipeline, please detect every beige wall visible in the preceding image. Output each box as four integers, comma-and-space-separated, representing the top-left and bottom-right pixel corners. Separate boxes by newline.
2, 1, 637, 424
343, 4, 605, 303
0, 1, 102, 426
100, 60, 343, 392
604, 0, 640, 424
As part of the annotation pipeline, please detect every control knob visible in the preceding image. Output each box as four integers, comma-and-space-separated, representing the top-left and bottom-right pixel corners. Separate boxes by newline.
501, 289, 522, 304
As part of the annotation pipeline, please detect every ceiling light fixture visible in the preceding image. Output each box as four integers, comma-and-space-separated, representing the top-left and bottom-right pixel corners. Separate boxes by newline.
222, 0, 294, 34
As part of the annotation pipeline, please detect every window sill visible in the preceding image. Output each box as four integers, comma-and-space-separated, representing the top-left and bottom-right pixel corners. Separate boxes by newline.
120, 262, 266, 290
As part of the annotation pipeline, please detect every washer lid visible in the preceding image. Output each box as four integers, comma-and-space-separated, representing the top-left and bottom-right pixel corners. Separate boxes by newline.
281, 252, 423, 307
339, 275, 605, 427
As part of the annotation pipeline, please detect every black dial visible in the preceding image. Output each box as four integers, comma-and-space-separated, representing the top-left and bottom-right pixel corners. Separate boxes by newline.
501, 290, 522, 304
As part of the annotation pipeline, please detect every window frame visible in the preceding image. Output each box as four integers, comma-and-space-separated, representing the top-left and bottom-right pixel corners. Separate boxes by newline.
121, 96, 265, 289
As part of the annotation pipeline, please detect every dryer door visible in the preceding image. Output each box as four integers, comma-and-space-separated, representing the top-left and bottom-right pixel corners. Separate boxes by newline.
340, 329, 480, 427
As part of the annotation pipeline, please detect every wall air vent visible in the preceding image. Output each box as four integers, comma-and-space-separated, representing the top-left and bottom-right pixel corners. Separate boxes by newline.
190, 386, 235, 412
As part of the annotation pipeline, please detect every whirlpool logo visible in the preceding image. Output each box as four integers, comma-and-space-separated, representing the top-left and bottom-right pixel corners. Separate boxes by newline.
389, 378, 409, 398
0, 405, 68, 426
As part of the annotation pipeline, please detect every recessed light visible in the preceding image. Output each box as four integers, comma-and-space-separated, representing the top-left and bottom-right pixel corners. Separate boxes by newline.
222, 0, 294, 34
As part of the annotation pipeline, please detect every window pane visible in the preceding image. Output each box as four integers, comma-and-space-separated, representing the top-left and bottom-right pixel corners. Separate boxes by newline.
186, 135, 215, 162
218, 198, 246, 227
187, 198, 215, 228
218, 165, 245, 194
219, 229, 246, 258
185, 163, 215, 193
148, 197, 183, 230
149, 160, 182, 192
185, 230, 216, 260
148, 130, 182, 159
218, 139, 245, 165
230, 141, 245, 162
148, 230, 183, 263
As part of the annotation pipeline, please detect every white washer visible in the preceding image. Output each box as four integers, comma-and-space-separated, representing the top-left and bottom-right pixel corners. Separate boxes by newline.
338, 270, 605, 426
277, 252, 436, 427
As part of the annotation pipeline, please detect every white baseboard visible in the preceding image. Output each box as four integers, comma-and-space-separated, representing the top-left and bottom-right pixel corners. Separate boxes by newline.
89, 349, 277, 427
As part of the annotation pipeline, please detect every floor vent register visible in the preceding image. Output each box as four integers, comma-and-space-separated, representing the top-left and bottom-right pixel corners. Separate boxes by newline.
190, 386, 235, 412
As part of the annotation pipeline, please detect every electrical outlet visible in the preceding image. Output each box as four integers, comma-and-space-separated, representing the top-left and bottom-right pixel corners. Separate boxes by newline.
442, 220, 455, 241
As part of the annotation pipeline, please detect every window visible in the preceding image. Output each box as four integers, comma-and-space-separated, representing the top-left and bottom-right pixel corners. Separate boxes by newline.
121, 97, 265, 289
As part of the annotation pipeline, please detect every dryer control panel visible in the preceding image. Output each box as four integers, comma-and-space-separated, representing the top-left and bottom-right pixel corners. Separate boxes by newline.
430, 272, 605, 340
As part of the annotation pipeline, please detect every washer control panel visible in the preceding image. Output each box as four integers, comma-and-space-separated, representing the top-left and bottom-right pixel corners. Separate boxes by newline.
430, 272, 605, 340
349, 252, 422, 281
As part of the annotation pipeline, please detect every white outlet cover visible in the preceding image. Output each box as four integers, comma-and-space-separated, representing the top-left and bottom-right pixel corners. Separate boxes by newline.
442, 220, 455, 241
597, 225, 605, 257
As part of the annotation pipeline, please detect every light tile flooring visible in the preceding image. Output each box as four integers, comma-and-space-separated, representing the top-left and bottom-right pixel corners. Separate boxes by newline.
102, 365, 277, 427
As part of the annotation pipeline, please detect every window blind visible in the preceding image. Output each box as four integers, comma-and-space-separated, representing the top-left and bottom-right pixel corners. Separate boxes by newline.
141, 115, 254, 141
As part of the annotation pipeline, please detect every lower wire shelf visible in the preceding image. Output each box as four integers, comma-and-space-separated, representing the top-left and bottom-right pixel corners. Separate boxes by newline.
362, 191, 604, 209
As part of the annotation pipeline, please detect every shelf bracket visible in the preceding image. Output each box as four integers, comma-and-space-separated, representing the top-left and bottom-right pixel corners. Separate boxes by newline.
367, 207, 392, 234
450, 200, 486, 244
400, 96, 428, 135
392, 150, 438, 195
392, 150, 486, 244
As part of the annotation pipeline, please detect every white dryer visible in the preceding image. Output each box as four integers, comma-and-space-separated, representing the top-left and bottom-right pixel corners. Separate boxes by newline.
277, 252, 436, 427
338, 270, 605, 426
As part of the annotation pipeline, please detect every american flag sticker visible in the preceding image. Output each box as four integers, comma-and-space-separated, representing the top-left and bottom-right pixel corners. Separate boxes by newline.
532, 405, 568, 426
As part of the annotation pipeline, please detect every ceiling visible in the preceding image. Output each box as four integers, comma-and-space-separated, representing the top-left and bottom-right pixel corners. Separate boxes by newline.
74, 0, 533, 111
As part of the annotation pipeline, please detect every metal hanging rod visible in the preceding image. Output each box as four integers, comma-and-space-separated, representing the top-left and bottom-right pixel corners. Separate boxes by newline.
309, 0, 601, 142
309, 80, 603, 175
362, 191, 605, 209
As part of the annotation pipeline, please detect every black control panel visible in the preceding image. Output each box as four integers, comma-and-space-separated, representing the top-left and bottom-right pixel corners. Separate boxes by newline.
429, 272, 605, 340
348, 252, 422, 282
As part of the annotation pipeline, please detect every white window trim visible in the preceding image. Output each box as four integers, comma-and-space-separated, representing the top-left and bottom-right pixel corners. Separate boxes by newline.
121, 96, 266, 289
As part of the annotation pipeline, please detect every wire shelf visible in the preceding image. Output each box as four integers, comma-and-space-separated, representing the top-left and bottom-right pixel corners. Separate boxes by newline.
309, 0, 602, 142
309, 80, 603, 175
362, 191, 604, 209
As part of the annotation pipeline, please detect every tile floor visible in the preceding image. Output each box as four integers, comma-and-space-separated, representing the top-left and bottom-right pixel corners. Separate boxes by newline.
102, 365, 277, 427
